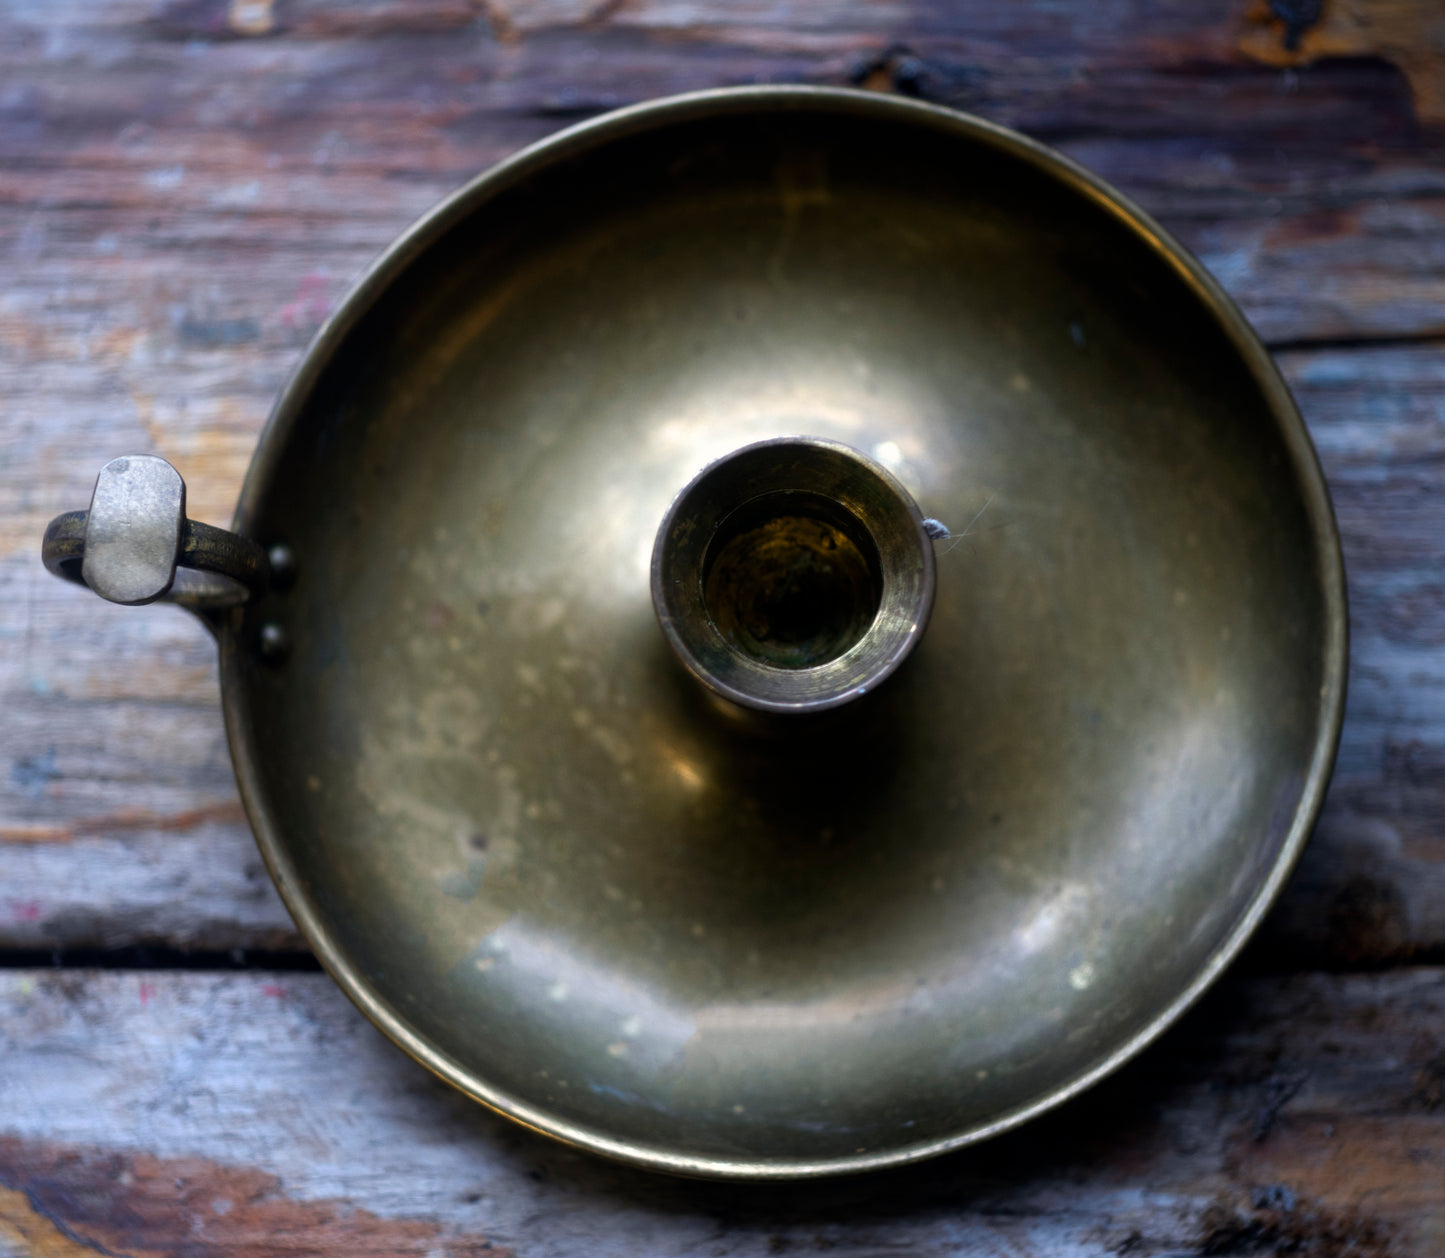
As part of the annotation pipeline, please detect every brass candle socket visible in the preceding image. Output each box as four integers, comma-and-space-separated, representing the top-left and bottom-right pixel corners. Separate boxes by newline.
651, 437, 937, 715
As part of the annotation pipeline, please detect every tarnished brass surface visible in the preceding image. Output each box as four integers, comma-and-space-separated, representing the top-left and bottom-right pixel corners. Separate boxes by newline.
220, 89, 1345, 1176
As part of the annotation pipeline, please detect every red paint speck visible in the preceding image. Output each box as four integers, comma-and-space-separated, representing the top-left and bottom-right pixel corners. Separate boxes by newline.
261, 984, 286, 998
9, 900, 41, 922
278, 270, 332, 330
139, 981, 156, 1005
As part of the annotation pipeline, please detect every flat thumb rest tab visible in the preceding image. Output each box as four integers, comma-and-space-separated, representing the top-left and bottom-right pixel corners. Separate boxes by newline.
42, 455, 270, 609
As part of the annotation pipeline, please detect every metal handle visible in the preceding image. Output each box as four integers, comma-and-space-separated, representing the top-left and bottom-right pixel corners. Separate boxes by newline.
42, 455, 269, 612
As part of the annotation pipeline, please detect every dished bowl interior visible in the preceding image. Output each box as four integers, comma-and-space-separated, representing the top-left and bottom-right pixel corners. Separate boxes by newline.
228, 94, 1341, 1174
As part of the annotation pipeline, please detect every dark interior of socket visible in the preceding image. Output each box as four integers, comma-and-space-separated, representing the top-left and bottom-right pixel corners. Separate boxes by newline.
701, 491, 883, 669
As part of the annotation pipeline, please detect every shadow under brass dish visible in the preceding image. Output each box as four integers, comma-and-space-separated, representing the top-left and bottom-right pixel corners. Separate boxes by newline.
150, 88, 1341, 1177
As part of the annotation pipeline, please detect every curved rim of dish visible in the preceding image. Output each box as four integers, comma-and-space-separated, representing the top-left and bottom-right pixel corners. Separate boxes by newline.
220, 85, 1349, 1180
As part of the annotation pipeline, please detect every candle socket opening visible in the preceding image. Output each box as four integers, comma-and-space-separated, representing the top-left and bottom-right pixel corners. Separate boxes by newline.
702, 492, 883, 670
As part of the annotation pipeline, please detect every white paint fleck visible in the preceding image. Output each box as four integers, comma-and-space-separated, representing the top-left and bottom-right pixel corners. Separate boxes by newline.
621, 1015, 641, 1038
209, 180, 261, 207
1069, 962, 1096, 991
146, 165, 185, 190
548, 981, 568, 1002
228, 0, 274, 35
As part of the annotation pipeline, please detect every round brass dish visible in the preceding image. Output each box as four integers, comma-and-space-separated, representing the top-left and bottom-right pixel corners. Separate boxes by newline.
48, 87, 1345, 1177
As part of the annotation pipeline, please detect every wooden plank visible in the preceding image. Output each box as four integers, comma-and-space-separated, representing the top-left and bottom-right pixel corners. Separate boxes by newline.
8, 343, 1445, 961
1, 1, 1444, 957
1259, 345, 1445, 967
0, 1, 1442, 344
0, 967, 1441, 1255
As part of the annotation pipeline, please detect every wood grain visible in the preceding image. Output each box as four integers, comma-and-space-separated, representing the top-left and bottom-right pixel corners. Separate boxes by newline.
1, 0, 1443, 347
8, 343, 1445, 960
1258, 345, 1445, 968
3, 0, 1445, 957
1237, 0, 1445, 126
0, 967, 1441, 1255
2, 0, 1443, 1247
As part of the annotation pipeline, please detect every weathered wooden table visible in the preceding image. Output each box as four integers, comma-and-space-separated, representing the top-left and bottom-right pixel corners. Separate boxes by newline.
3, 1, 1444, 1253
